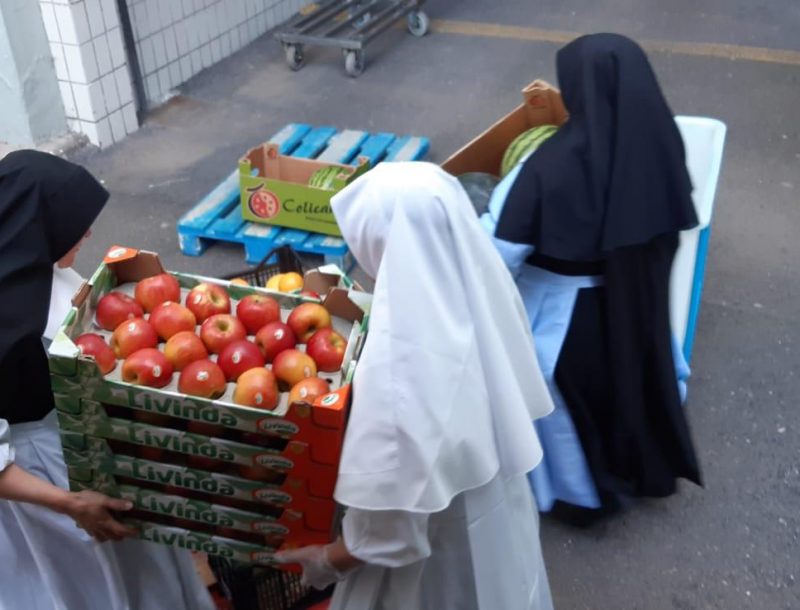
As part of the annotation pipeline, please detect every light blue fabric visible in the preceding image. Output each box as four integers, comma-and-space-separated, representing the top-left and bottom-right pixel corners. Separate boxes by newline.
480, 161, 690, 511
0, 418, 13, 472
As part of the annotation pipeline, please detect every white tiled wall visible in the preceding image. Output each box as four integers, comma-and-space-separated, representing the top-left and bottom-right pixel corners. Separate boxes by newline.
34, 0, 304, 148
125, 0, 310, 104
39, 0, 138, 148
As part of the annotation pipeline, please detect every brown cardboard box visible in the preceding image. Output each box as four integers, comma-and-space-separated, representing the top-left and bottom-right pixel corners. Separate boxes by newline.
441, 80, 568, 177
239, 143, 370, 236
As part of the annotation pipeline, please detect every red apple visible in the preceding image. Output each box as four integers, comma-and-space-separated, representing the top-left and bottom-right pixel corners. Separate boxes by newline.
134, 273, 181, 312
149, 301, 197, 340
137, 446, 165, 461
185, 283, 231, 322
75, 333, 116, 375
271, 349, 317, 389
288, 377, 331, 405
96, 292, 143, 331
240, 432, 272, 447
187, 420, 226, 437
218, 340, 266, 382
306, 328, 348, 372
121, 348, 174, 388
186, 455, 218, 471
236, 294, 281, 335
133, 411, 173, 427
299, 289, 322, 301
111, 318, 158, 359
236, 463, 282, 482
254, 321, 296, 363
200, 314, 247, 354
286, 303, 332, 343
164, 331, 208, 371
233, 368, 279, 410
178, 359, 227, 399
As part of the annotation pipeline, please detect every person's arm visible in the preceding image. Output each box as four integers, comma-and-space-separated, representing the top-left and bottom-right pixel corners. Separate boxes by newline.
275, 507, 430, 589
0, 464, 138, 542
0, 420, 137, 542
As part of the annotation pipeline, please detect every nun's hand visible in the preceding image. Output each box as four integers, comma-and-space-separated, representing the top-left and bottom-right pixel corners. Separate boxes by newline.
275, 541, 361, 590
64, 490, 138, 542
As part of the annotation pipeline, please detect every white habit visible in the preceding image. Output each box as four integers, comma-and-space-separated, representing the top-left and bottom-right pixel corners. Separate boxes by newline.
328, 162, 556, 610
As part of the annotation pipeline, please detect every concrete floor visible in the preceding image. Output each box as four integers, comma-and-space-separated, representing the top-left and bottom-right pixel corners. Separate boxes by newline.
67, 1, 799, 608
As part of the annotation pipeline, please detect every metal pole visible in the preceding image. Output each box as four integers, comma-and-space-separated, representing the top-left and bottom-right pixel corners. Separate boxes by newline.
115, 0, 148, 120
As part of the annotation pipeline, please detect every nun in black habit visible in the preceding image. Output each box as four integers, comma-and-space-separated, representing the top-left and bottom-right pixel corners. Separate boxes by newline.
480, 34, 702, 519
0, 151, 214, 610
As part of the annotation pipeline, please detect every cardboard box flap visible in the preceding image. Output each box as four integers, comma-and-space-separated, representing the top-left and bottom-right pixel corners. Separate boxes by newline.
72, 280, 91, 307
303, 270, 342, 297
323, 288, 364, 323
441, 79, 567, 177
108, 250, 166, 283
244, 143, 365, 185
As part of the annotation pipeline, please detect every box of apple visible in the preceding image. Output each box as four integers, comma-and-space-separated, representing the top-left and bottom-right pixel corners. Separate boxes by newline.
48, 248, 369, 450
47, 247, 368, 561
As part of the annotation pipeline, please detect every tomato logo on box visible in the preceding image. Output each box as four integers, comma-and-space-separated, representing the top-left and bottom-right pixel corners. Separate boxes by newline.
248, 189, 280, 219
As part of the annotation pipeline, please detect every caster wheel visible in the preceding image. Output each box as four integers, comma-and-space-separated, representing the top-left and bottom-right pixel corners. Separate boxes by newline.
285, 44, 305, 71
407, 11, 429, 37
344, 50, 365, 77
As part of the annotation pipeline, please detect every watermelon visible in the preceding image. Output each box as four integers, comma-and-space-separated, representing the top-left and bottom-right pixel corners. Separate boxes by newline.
500, 125, 558, 177
308, 165, 343, 190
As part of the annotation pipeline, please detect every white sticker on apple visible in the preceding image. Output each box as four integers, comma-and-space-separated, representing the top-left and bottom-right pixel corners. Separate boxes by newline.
275, 329, 284, 340
153, 365, 162, 377
232, 352, 241, 364
197, 371, 209, 381
255, 392, 263, 405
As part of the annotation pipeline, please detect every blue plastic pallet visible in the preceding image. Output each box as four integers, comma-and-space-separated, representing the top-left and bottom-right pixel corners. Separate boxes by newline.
177, 124, 430, 269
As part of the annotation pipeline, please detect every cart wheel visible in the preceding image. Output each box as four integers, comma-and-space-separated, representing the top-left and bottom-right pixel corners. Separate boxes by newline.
407, 11, 429, 37
285, 44, 305, 71
344, 50, 365, 77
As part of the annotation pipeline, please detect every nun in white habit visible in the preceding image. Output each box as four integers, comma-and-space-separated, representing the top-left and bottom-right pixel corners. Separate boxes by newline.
277, 162, 556, 610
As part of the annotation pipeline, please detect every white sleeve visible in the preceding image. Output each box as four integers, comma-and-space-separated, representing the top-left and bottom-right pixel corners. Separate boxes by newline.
478, 161, 535, 277
0, 419, 14, 472
342, 507, 431, 568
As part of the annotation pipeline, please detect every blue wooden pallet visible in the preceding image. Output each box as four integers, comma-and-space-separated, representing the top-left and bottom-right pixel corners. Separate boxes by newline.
177, 124, 430, 269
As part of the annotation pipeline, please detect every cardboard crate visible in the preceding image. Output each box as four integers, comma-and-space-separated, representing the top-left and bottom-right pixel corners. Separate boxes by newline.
441, 80, 567, 177
123, 519, 308, 569
48, 249, 369, 458
57, 401, 340, 496
69, 473, 331, 544
239, 142, 371, 236
46, 247, 370, 564
61, 435, 337, 525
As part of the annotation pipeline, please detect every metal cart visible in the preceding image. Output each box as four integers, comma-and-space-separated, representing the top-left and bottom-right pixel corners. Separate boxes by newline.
276, 0, 429, 77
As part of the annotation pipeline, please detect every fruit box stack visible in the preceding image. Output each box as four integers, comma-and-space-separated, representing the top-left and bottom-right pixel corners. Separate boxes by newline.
239, 142, 371, 237
47, 247, 371, 569
440, 79, 568, 177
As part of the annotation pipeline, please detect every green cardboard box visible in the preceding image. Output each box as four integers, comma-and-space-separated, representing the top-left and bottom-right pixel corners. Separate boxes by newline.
239, 142, 370, 236
62, 437, 338, 527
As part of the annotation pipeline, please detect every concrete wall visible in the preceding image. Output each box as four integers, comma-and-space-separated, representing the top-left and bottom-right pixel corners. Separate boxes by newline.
125, 0, 310, 105
0, 0, 66, 146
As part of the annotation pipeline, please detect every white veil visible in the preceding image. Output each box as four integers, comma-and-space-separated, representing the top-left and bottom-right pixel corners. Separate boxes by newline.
331, 162, 553, 512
